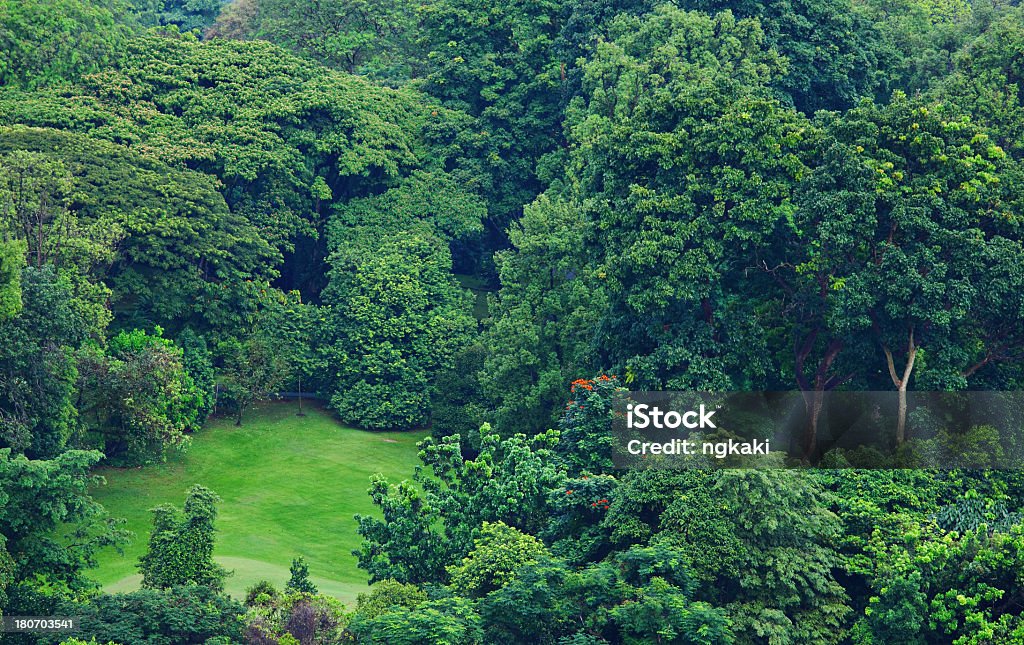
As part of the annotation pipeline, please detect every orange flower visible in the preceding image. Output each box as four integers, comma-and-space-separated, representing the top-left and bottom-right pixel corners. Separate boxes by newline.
570, 378, 594, 392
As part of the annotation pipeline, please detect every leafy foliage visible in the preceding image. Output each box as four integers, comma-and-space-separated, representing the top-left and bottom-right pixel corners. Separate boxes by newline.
0, 448, 128, 621
0, 126, 276, 335
131, 0, 228, 32
446, 521, 548, 598
77, 328, 205, 465
0, 0, 131, 89
285, 556, 317, 595
355, 423, 564, 584
138, 484, 229, 592
321, 232, 475, 430
69, 584, 246, 645
3, 0, 1024, 642
0, 266, 85, 458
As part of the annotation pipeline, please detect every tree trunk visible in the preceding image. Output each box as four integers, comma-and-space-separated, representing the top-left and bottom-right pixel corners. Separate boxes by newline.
297, 374, 305, 417
896, 383, 908, 444
795, 330, 846, 462
882, 327, 917, 444
802, 388, 826, 459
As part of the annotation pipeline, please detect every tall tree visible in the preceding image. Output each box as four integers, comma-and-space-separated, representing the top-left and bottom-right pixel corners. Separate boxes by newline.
138, 484, 229, 592
321, 232, 474, 430
0, 148, 120, 276
252, 291, 322, 417
77, 328, 205, 465
0, 266, 89, 457
218, 332, 289, 426
130, 0, 229, 32
250, 0, 421, 82
0, 448, 128, 620
355, 423, 565, 584
793, 94, 1024, 443
482, 6, 816, 431
285, 556, 317, 594
657, 471, 851, 643
0, 241, 21, 320
417, 0, 567, 231
0, 126, 275, 336
678, 0, 887, 112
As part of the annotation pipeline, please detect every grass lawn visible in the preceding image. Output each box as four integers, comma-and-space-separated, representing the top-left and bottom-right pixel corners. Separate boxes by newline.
88, 400, 428, 606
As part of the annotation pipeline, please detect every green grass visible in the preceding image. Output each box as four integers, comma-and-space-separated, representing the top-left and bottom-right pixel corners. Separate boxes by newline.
89, 400, 428, 606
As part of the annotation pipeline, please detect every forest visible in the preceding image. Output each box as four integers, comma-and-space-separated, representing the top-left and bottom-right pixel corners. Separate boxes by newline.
1, 0, 1024, 642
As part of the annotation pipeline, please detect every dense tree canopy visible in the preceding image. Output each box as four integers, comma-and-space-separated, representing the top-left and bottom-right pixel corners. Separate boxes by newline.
138, 484, 228, 591
0, 0, 130, 88
2, 0, 1024, 643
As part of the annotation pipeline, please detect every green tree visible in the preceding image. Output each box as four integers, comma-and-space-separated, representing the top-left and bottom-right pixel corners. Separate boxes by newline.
793, 94, 1024, 443
138, 484, 229, 592
935, 6, 1024, 160
321, 232, 475, 430
218, 333, 289, 426
477, 545, 734, 644
77, 328, 203, 465
0, 448, 128, 620
475, 556, 576, 643
611, 577, 733, 645
347, 596, 483, 645
556, 375, 623, 474
176, 329, 216, 421
0, 126, 276, 336
417, 0, 567, 231
355, 423, 566, 585
286, 556, 317, 594
572, 469, 851, 643
0, 241, 22, 320
253, 291, 322, 417
69, 585, 245, 645
244, 591, 350, 644
665, 471, 851, 644
0, 266, 88, 457
0, 149, 108, 271
678, 0, 888, 112
130, 0, 228, 32
250, 0, 421, 81
430, 343, 489, 445
481, 7, 815, 431
0, 35, 455, 328
446, 521, 548, 598
355, 476, 447, 586
481, 195, 606, 437
853, 519, 1024, 643
205, 0, 256, 40
354, 579, 428, 621
0, 0, 131, 88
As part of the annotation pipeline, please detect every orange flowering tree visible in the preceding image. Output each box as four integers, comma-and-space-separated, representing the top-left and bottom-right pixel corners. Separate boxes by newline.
556, 374, 624, 474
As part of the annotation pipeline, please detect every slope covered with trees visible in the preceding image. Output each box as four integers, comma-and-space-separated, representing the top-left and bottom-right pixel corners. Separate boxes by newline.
0, 0, 1023, 642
